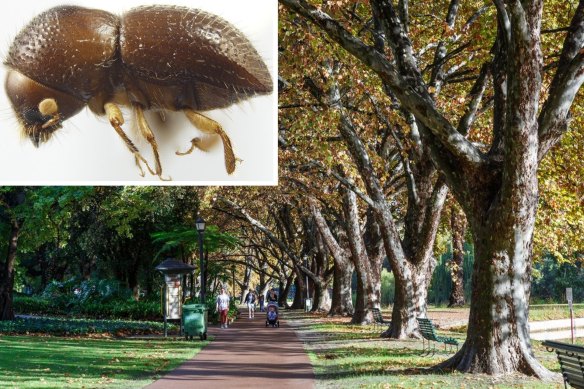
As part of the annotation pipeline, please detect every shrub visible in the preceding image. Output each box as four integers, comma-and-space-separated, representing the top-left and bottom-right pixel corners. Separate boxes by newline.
0, 317, 175, 336
14, 295, 161, 321
13, 295, 66, 316
73, 300, 161, 320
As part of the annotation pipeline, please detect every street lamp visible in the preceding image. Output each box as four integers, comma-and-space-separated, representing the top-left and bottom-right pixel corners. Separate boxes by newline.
196, 217, 206, 304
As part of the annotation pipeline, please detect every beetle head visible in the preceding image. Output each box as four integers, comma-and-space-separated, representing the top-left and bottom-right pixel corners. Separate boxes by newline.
5, 70, 85, 147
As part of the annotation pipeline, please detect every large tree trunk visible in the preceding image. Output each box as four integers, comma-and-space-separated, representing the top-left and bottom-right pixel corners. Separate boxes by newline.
279, 272, 294, 308
290, 275, 304, 309
438, 206, 551, 378
307, 230, 333, 313
312, 281, 331, 312
329, 260, 354, 316
308, 197, 354, 316
438, 0, 556, 376
351, 263, 382, 324
382, 260, 435, 338
344, 195, 382, 325
0, 220, 21, 321
448, 205, 466, 307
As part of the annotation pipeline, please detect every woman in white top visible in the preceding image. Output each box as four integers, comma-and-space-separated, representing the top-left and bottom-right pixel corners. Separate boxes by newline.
216, 287, 230, 328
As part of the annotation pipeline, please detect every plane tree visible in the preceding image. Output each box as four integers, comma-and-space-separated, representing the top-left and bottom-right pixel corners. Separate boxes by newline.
281, 0, 584, 377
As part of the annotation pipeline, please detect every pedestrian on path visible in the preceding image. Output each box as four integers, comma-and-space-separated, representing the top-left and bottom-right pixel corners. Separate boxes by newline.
244, 289, 257, 318
267, 288, 278, 305
259, 294, 265, 312
216, 287, 230, 329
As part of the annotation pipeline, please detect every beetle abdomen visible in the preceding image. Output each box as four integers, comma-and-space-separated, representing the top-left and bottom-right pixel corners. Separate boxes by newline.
5, 6, 119, 101
120, 6, 272, 110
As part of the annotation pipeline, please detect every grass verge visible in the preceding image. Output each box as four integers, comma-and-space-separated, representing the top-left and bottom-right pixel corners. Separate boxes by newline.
0, 335, 206, 388
286, 311, 566, 388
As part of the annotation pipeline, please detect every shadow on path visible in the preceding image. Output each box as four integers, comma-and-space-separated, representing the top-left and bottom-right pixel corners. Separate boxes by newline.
145, 310, 314, 388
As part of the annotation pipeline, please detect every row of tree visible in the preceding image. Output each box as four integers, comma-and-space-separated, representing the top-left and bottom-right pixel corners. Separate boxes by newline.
274, 0, 584, 379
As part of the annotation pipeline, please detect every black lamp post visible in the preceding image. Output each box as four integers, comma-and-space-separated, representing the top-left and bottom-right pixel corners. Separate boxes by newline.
196, 217, 206, 304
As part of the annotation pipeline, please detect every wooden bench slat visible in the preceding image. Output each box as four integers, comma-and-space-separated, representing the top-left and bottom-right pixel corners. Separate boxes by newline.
561, 367, 584, 380
558, 358, 584, 371
558, 352, 584, 361
561, 373, 584, 389
562, 373, 584, 384
558, 355, 584, 367
543, 340, 584, 389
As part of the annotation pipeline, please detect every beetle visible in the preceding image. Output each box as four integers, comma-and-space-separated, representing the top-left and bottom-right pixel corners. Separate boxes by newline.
4, 5, 273, 180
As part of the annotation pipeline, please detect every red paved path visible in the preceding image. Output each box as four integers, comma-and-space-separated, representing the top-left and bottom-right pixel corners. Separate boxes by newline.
145, 310, 314, 388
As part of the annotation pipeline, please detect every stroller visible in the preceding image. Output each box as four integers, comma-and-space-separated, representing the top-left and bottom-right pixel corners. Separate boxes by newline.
265, 303, 280, 327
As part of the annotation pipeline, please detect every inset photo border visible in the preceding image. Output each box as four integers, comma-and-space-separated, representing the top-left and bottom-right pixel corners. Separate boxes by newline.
0, 0, 278, 185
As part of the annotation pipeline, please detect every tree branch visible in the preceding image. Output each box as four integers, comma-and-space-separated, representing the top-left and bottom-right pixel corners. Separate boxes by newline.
280, 0, 484, 165
538, 0, 584, 160
457, 62, 490, 135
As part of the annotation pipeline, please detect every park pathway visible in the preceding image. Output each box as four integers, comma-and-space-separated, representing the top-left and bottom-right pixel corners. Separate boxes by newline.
144, 310, 314, 389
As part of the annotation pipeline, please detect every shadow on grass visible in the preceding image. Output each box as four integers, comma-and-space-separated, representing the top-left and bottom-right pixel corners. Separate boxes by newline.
311, 344, 450, 380
0, 336, 205, 388
284, 308, 564, 388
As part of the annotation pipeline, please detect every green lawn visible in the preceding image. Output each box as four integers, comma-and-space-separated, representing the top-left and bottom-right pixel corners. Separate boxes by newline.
287, 311, 566, 388
0, 335, 207, 388
529, 304, 584, 321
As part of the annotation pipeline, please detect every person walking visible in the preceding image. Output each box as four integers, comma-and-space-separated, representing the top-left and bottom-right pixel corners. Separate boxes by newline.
244, 289, 257, 318
267, 288, 278, 305
259, 293, 265, 312
216, 287, 230, 329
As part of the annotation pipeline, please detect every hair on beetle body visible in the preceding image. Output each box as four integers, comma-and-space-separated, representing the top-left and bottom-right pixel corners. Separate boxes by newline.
4, 4, 273, 180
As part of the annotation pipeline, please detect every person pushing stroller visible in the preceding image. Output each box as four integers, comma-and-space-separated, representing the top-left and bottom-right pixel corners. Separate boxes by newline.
265, 303, 279, 327
265, 288, 280, 327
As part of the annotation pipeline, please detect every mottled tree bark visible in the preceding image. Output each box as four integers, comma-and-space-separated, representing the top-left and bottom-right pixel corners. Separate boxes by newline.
448, 205, 467, 307
306, 224, 333, 312
329, 260, 354, 316
342, 190, 383, 324
439, 192, 547, 376
338, 115, 446, 333
309, 198, 354, 316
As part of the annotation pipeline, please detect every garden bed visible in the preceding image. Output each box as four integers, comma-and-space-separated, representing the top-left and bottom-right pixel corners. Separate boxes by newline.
0, 317, 175, 336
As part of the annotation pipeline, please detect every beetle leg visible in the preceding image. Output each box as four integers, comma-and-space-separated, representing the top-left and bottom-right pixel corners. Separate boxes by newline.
133, 104, 171, 181
104, 102, 156, 177
179, 110, 236, 175
176, 135, 220, 155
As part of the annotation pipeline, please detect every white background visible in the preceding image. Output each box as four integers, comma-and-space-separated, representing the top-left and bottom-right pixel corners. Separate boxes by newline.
0, 0, 277, 184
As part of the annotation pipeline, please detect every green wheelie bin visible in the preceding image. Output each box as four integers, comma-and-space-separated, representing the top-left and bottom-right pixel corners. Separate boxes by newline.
183, 304, 208, 340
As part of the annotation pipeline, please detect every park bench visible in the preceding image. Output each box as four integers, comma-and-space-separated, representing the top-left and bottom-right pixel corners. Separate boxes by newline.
416, 317, 458, 354
543, 340, 584, 389
372, 308, 391, 330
